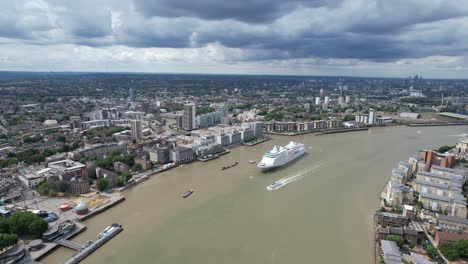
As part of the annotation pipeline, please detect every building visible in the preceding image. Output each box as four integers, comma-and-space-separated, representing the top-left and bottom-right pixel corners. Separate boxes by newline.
381, 240, 403, 264
420, 150, 456, 170
345, 95, 351, 104
46, 159, 90, 194
435, 231, 468, 246
456, 138, 468, 156
374, 212, 410, 228
170, 146, 194, 163
415, 168, 466, 217
368, 109, 376, 125
182, 103, 196, 131
131, 120, 143, 141
385, 180, 412, 206
399, 112, 421, 119
128, 88, 135, 102
176, 114, 183, 129
315, 97, 321, 107
323, 96, 330, 109
437, 214, 468, 233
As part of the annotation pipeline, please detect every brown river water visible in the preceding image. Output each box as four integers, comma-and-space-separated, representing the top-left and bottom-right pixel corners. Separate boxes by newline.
42, 125, 467, 264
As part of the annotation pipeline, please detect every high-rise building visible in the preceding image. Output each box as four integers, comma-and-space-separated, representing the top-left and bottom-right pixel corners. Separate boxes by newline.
368, 109, 376, 125
131, 120, 142, 141
324, 96, 330, 109
315, 97, 321, 107
304, 103, 311, 113
345, 95, 351, 104
320, 88, 324, 97
338, 96, 344, 105
182, 103, 196, 131
129, 88, 135, 102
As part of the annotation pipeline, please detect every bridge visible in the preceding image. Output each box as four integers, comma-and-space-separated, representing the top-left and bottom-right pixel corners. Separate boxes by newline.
55, 239, 83, 251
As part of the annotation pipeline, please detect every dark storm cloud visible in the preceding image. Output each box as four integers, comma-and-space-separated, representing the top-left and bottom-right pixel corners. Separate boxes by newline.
0, 0, 467, 64
132, 0, 336, 23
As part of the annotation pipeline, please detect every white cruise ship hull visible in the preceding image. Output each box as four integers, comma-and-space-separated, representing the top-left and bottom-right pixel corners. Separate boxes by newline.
257, 142, 305, 171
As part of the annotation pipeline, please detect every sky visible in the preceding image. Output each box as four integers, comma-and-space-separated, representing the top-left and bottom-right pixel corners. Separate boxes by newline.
1, 0, 468, 78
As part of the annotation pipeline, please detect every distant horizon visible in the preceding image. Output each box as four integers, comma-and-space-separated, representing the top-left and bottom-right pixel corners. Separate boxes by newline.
1, 1, 468, 79
1, 70, 467, 81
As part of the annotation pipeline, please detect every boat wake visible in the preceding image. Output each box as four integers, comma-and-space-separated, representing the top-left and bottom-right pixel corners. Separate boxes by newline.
266, 164, 322, 191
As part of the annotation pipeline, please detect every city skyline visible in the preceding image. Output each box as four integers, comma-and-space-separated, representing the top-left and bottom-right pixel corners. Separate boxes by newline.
1, 0, 468, 78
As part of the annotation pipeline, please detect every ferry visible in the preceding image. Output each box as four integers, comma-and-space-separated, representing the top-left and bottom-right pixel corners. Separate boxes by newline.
182, 189, 194, 198
257, 142, 305, 171
98, 223, 122, 239
267, 180, 286, 191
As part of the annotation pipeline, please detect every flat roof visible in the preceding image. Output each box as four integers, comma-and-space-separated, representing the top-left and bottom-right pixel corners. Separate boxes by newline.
438, 112, 468, 120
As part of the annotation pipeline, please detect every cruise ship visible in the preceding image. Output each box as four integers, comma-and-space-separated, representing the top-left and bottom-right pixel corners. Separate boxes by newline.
257, 141, 305, 171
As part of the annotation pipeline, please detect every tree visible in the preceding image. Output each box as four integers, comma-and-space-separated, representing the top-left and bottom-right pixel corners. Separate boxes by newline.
28, 219, 49, 237
116, 176, 126, 187
0, 233, 18, 250
96, 178, 109, 191
8, 212, 48, 237
439, 243, 459, 261
385, 235, 404, 248
342, 114, 355, 122
0, 218, 10, 233
132, 163, 142, 172
121, 172, 132, 182
36, 181, 50, 196
455, 239, 468, 259
426, 246, 439, 259
417, 201, 424, 209
56, 135, 66, 142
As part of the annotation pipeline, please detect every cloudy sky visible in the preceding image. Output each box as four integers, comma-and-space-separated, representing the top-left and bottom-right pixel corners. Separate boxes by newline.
1, 0, 468, 78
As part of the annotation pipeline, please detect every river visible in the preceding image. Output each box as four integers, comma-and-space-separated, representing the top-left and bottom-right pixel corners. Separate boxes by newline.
42, 125, 467, 264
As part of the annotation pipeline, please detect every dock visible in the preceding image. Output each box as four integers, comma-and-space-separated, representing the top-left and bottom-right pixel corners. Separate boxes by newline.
63, 224, 123, 264
55, 239, 83, 251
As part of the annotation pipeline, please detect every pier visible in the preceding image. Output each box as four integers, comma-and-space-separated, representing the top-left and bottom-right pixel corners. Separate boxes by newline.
55, 239, 83, 251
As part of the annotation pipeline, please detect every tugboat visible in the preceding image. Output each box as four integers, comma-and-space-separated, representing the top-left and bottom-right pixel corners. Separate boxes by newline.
182, 189, 194, 198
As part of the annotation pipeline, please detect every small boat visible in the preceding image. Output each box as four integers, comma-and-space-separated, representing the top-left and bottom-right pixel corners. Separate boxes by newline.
267, 180, 285, 191
220, 162, 239, 170
182, 189, 194, 198
248, 160, 256, 164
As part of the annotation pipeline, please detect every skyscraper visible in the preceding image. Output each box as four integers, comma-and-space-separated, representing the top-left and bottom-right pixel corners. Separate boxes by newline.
129, 88, 135, 102
315, 97, 321, 107
324, 96, 330, 109
131, 120, 142, 141
182, 103, 196, 131
368, 109, 376, 125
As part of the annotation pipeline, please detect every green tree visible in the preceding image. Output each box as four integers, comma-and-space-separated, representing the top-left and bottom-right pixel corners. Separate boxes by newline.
56, 135, 66, 142
132, 163, 142, 172
439, 243, 459, 261
0, 218, 10, 233
96, 178, 109, 191
455, 240, 468, 259
342, 114, 356, 122
121, 172, 132, 182
0, 233, 18, 250
426, 246, 439, 259
28, 219, 49, 237
116, 176, 126, 187
36, 181, 50, 196
8, 212, 47, 237
385, 235, 404, 247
